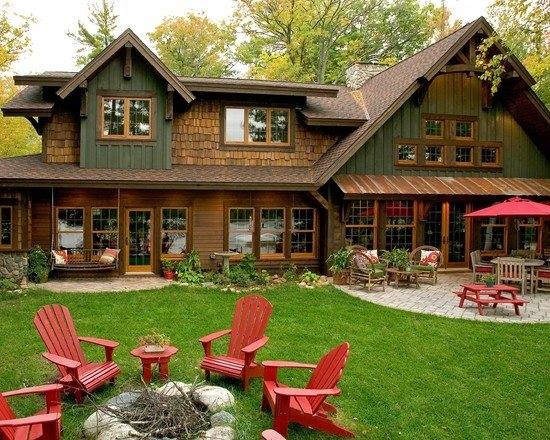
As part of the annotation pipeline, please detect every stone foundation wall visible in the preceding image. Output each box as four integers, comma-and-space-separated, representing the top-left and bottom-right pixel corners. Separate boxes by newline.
0, 251, 27, 283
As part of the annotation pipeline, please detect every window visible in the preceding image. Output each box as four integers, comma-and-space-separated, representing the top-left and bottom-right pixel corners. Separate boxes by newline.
454, 121, 473, 139
481, 147, 498, 165
425, 146, 443, 164
345, 200, 375, 247
455, 147, 472, 164
161, 208, 187, 256
384, 201, 414, 251
424, 119, 443, 138
291, 208, 316, 256
479, 217, 506, 252
517, 217, 540, 251
228, 208, 254, 254
101, 97, 152, 139
224, 107, 290, 146
92, 208, 118, 250
57, 208, 84, 250
260, 209, 285, 257
0, 206, 11, 247
397, 144, 416, 163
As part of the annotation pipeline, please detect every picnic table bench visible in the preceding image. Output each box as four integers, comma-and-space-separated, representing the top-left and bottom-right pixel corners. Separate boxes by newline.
455, 284, 527, 316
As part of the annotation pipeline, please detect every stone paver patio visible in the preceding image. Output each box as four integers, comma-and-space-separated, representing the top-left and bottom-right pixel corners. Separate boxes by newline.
38, 276, 170, 293
338, 272, 550, 323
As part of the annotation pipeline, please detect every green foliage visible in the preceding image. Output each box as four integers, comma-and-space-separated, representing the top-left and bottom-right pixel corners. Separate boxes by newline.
138, 330, 171, 347
327, 247, 352, 274
481, 273, 497, 286
0, 3, 34, 73
281, 262, 298, 281
226, 253, 268, 287
67, 0, 118, 66
176, 250, 203, 285
160, 258, 177, 271
149, 13, 235, 77
299, 269, 320, 284
0, 277, 18, 292
384, 248, 411, 270
27, 245, 49, 283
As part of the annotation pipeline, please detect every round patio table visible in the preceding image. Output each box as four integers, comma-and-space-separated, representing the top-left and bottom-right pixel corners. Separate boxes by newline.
130, 345, 178, 384
490, 258, 545, 293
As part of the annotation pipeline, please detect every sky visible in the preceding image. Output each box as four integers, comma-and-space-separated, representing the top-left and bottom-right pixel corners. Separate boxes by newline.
7, 0, 492, 75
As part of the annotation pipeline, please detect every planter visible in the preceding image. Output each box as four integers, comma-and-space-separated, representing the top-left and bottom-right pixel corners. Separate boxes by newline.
143, 345, 165, 353
331, 271, 349, 285
163, 269, 175, 280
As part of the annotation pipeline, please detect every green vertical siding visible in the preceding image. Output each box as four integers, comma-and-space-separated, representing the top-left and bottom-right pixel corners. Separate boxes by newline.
339, 73, 549, 178
80, 51, 171, 169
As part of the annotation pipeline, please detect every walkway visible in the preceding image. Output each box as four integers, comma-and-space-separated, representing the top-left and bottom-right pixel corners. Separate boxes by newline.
338, 272, 550, 323
38, 276, 170, 293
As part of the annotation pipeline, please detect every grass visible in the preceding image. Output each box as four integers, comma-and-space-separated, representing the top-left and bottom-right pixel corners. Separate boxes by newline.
0, 283, 549, 439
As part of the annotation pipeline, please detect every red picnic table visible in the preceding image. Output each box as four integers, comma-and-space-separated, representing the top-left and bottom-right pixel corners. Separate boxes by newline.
456, 284, 528, 316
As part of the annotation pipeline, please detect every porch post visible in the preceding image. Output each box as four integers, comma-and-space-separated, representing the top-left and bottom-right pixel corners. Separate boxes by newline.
50, 187, 54, 250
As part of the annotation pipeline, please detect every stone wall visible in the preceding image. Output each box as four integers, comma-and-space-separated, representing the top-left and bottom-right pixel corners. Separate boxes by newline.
42, 110, 80, 163
172, 99, 339, 166
0, 251, 27, 284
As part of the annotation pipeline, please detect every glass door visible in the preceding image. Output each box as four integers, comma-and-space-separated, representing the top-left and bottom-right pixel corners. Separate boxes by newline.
446, 202, 468, 266
126, 209, 153, 272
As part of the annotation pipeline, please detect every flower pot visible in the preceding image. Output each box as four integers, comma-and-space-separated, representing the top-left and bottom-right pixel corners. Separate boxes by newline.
163, 269, 175, 280
144, 345, 165, 353
332, 271, 349, 285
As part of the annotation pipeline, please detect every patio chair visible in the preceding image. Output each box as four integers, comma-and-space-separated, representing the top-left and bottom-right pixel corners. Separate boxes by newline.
262, 430, 286, 440
348, 246, 387, 291
535, 268, 550, 293
496, 257, 527, 295
470, 250, 494, 282
409, 246, 441, 285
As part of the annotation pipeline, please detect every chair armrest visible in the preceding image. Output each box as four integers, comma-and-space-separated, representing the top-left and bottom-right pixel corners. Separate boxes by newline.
262, 360, 317, 369
262, 429, 286, 440
0, 412, 60, 428
42, 352, 81, 369
78, 336, 119, 348
2, 384, 62, 398
199, 329, 231, 344
273, 387, 340, 397
242, 336, 269, 354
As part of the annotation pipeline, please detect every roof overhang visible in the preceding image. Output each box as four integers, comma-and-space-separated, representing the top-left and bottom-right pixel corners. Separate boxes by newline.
13, 74, 73, 87
298, 113, 365, 127
333, 175, 550, 198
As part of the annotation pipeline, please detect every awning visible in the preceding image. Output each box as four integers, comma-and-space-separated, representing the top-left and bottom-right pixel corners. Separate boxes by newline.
333, 175, 550, 197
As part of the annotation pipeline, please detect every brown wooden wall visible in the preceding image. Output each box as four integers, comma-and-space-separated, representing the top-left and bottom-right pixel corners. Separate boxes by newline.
27, 188, 324, 274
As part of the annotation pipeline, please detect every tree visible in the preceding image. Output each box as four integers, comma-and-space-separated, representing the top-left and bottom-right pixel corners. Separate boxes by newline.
149, 14, 235, 77
235, 0, 448, 84
67, 0, 119, 66
478, 0, 549, 106
427, 1, 462, 42
0, 3, 33, 72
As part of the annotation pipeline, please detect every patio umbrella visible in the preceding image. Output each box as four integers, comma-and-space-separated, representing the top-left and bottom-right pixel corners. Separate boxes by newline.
465, 197, 550, 218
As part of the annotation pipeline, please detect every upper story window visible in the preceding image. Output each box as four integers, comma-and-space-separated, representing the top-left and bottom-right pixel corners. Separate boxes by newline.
396, 144, 416, 164
424, 119, 443, 138
101, 97, 152, 140
224, 106, 290, 147
453, 120, 474, 140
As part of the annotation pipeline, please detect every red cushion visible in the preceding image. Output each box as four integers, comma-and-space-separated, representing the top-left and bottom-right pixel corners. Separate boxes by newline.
538, 269, 550, 279
475, 266, 493, 273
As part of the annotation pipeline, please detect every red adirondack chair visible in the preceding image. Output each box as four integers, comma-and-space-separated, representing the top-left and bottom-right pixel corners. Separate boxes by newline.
261, 342, 353, 438
199, 295, 273, 390
262, 429, 286, 440
0, 384, 62, 440
33, 304, 120, 404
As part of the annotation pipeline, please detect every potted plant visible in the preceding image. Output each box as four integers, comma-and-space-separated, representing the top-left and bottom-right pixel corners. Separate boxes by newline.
138, 331, 171, 353
161, 258, 176, 280
327, 248, 351, 285
384, 248, 411, 271
481, 273, 496, 287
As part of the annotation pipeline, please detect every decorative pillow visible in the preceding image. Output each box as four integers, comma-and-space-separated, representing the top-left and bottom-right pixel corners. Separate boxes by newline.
365, 249, 379, 263
420, 250, 440, 268
353, 252, 369, 272
99, 248, 120, 265
52, 250, 68, 265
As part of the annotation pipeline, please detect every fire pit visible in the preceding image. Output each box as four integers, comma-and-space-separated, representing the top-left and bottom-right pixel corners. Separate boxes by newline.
83, 382, 236, 440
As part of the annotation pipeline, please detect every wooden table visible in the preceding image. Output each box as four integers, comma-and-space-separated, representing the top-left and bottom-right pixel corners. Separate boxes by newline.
456, 284, 527, 316
130, 346, 178, 384
387, 268, 420, 288
490, 258, 545, 293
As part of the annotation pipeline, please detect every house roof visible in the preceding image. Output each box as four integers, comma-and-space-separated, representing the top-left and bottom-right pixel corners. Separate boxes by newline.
57, 29, 195, 103
0, 154, 316, 190
0, 86, 54, 116
334, 174, 550, 197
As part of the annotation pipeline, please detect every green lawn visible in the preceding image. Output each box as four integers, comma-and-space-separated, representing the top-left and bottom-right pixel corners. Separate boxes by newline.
0, 284, 548, 439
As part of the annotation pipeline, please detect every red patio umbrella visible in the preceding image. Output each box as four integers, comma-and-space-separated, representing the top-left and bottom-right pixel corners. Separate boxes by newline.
465, 197, 550, 218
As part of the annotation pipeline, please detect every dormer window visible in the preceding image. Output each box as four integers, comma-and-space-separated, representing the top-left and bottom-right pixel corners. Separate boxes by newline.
223, 106, 291, 147
100, 96, 152, 140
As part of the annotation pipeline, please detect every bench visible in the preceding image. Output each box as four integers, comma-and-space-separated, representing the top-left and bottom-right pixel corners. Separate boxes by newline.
51, 249, 119, 273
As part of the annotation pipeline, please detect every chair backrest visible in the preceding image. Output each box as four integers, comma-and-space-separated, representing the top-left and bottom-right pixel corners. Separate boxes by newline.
34, 304, 86, 376
306, 342, 350, 414
470, 250, 481, 267
497, 258, 525, 283
411, 246, 441, 267
0, 394, 15, 440
227, 295, 273, 360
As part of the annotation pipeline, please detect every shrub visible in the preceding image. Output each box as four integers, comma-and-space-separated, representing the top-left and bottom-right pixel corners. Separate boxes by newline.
27, 245, 49, 283
327, 247, 352, 274
161, 258, 177, 271
226, 253, 267, 287
384, 248, 410, 270
0, 277, 18, 292
281, 262, 298, 281
176, 250, 204, 284
300, 269, 320, 284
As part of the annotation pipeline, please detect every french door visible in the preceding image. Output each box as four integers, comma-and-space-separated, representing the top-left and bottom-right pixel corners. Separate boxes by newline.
126, 209, 153, 273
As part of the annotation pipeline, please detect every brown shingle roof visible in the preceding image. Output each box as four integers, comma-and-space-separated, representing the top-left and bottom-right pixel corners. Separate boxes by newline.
1, 86, 54, 116
0, 154, 316, 189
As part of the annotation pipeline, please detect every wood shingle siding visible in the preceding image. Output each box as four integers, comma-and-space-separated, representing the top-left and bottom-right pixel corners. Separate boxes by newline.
42, 110, 80, 163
